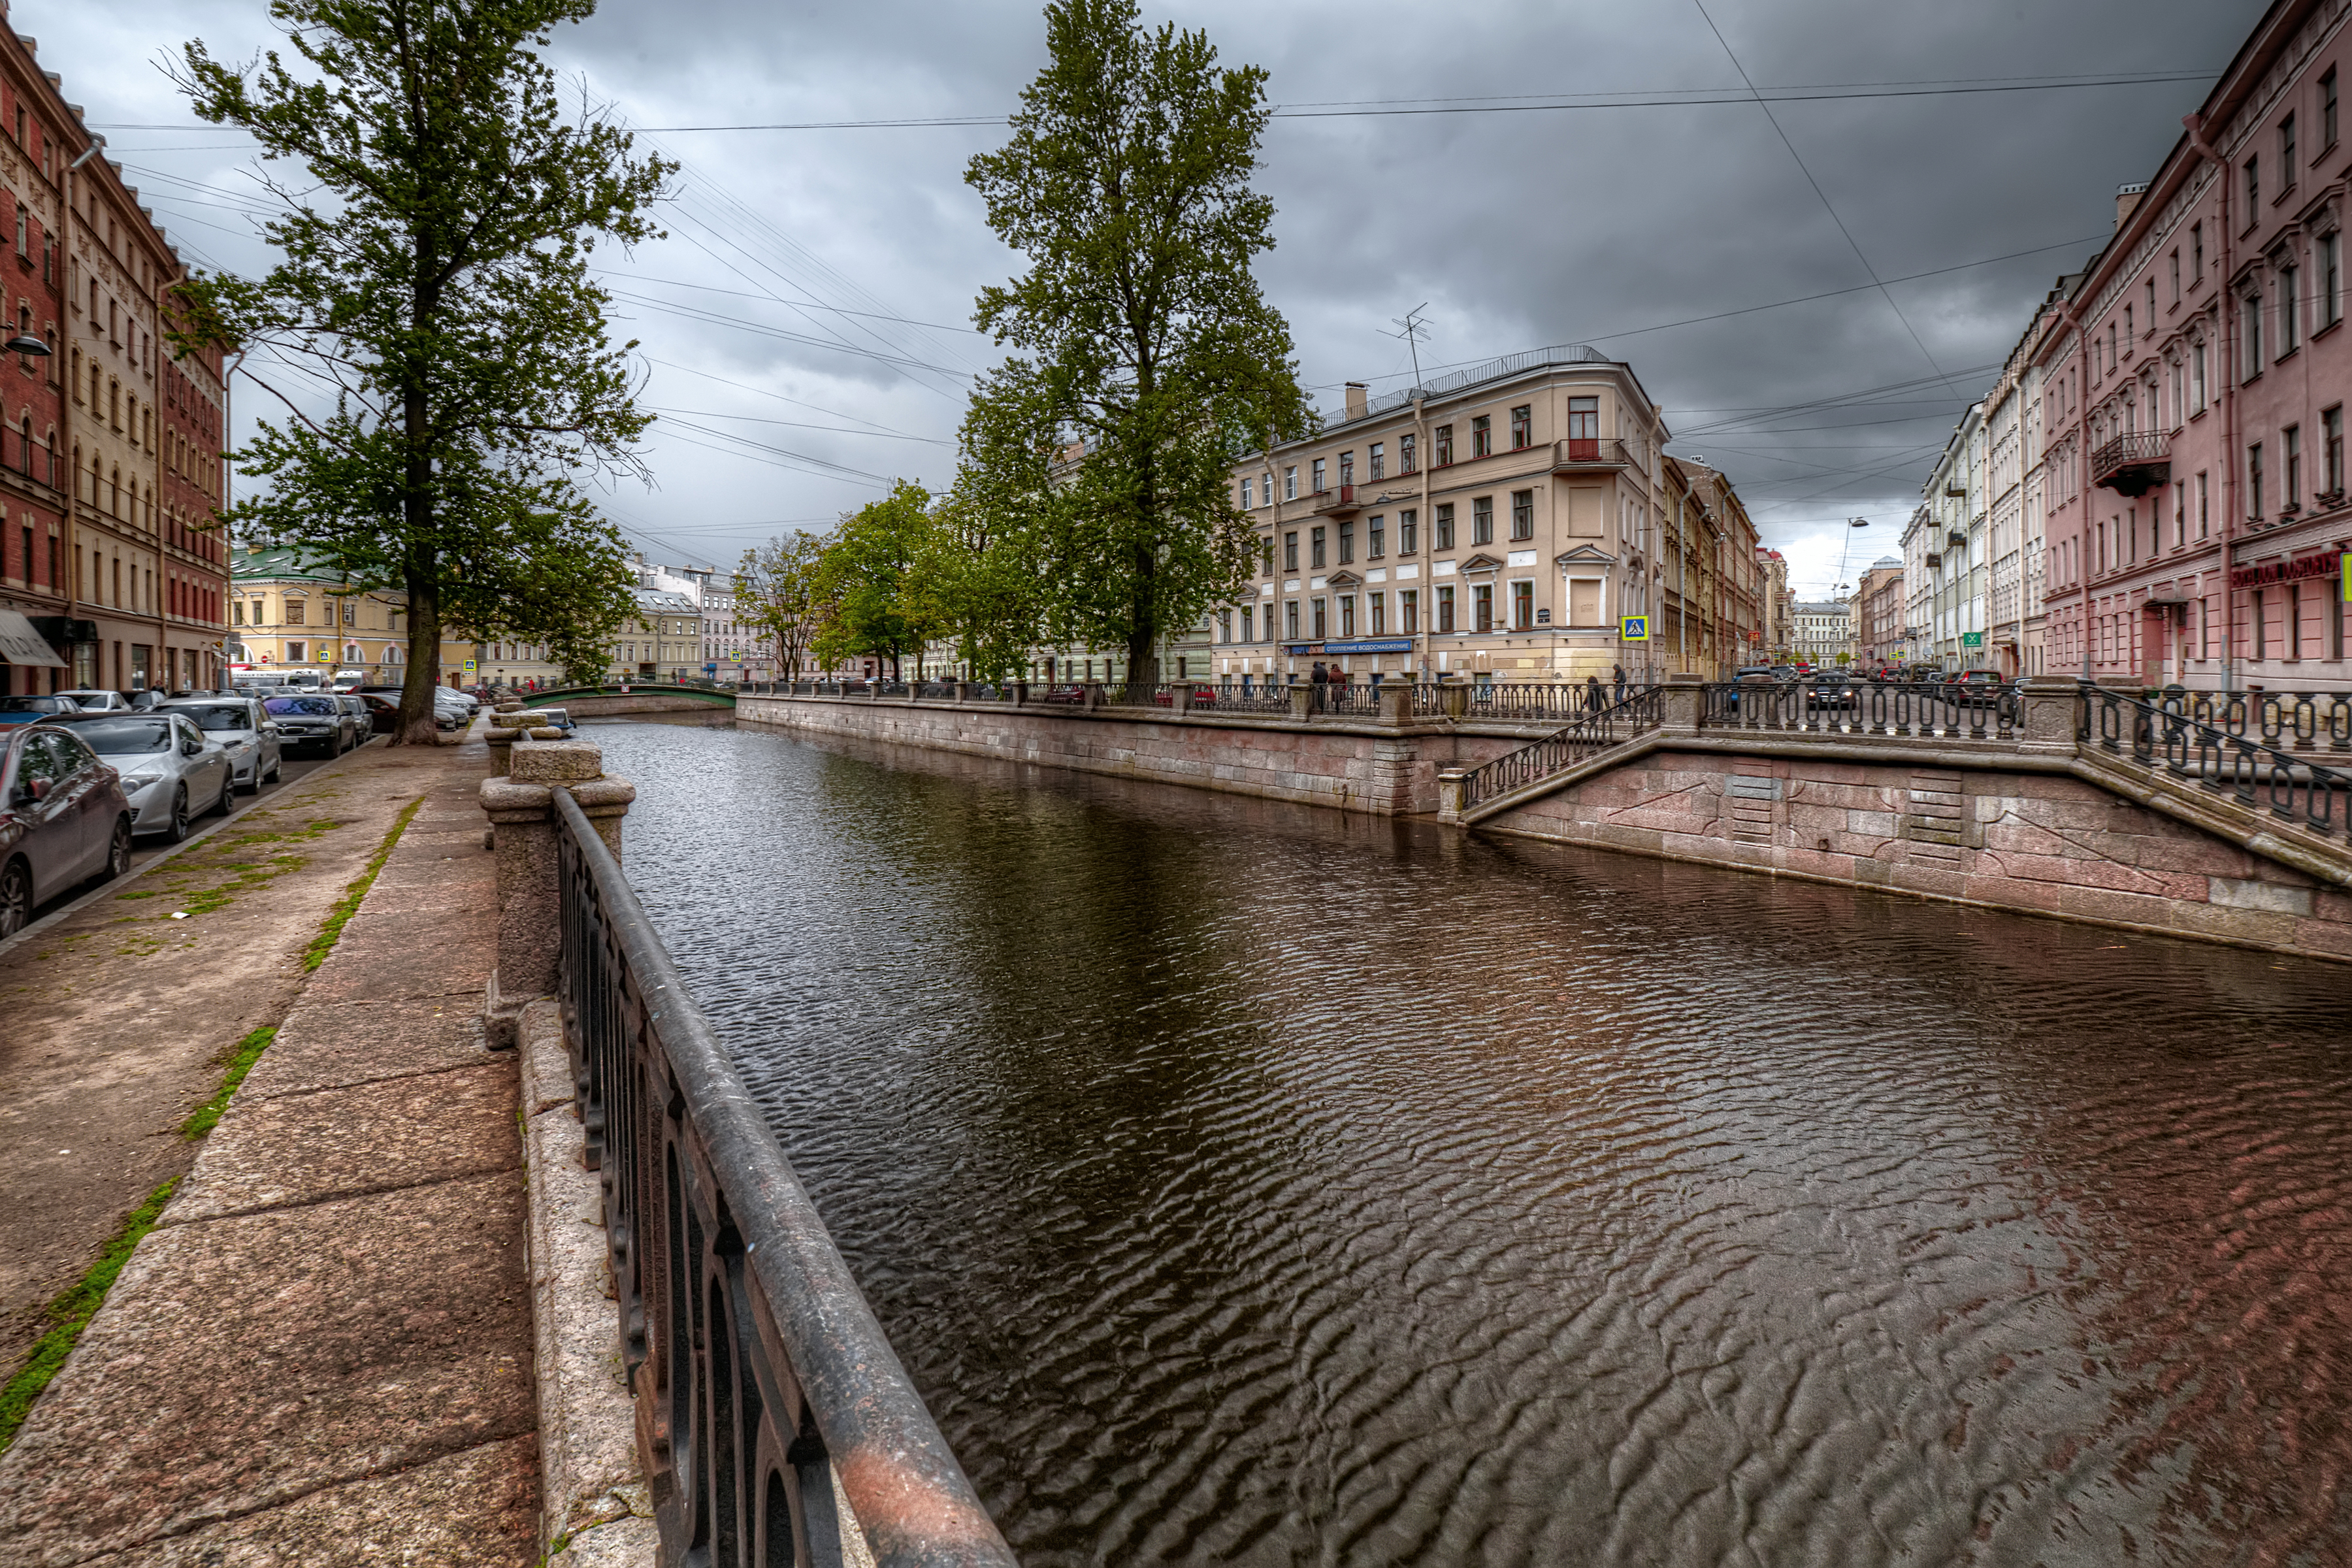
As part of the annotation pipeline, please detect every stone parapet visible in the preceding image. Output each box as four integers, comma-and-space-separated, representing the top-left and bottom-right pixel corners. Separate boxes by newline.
480, 740, 636, 1046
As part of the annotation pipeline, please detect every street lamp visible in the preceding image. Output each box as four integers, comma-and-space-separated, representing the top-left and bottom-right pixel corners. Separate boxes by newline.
3, 334, 50, 357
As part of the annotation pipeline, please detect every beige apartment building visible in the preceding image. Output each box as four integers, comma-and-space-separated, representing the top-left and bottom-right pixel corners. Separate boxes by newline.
1219, 346, 1686, 685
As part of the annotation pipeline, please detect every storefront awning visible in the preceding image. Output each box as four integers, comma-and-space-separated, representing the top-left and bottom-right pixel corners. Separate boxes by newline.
0, 608, 67, 668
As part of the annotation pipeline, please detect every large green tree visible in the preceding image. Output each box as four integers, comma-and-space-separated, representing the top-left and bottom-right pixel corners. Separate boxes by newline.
961, 0, 1311, 690
170, 0, 670, 741
811, 482, 937, 678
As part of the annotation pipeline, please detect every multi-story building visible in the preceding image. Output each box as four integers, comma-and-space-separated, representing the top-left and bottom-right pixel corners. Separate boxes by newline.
1856, 559, 1906, 666
2036, 0, 2352, 691
230, 544, 470, 683
157, 312, 229, 693
0, 22, 67, 695
608, 586, 699, 682
1791, 600, 1853, 664
1217, 346, 1688, 685
1916, 401, 1991, 672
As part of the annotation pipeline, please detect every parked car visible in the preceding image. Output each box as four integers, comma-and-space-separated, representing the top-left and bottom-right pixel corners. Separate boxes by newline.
334, 694, 376, 745
0, 723, 134, 935
54, 711, 234, 841
53, 689, 132, 712
354, 693, 403, 734
263, 694, 359, 756
161, 696, 284, 792
0, 695, 84, 727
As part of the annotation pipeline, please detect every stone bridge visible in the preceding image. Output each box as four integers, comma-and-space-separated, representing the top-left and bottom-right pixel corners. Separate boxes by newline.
518, 684, 735, 718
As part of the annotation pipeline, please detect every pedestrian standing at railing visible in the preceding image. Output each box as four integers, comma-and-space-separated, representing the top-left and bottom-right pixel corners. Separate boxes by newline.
1612, 664, 1627, 705
1586, 674, 1605, 713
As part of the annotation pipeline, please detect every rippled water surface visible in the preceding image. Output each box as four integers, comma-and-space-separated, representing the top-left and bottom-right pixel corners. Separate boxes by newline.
590, 716, 2352, 1567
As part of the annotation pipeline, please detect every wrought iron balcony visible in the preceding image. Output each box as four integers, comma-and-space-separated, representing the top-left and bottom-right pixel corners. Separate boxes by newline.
2091, 433, 2170, 497
1311, 483, 1360, 515
1552, 437, 1631, 472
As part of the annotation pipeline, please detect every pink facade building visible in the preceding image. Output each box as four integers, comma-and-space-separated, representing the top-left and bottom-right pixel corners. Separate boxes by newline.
2038, 0, 2352, 691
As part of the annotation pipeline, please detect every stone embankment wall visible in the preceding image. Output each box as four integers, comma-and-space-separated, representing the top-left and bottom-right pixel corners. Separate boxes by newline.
735, 693, 1537, 815
1483, 745, 2352, 959
539, 693, 731, 717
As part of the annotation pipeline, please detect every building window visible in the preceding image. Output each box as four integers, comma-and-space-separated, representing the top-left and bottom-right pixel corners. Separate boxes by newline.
1471, 414, 1492, 459
1311, 526, 1326, 568
1339, 451, 1354, 487
1510, 489, 1534, 540
1473, 582, 1494, 632
2193, 339, 2208, 410
1369, 442, 1384, 480
231, 599, 243, 626
1401, 589, 1418, 634
1437, 585, 1455, 632
1435, 503, 1455, 551
1510, 580, 1533, 629
1284, 531, 1298, 570
1239, 476, 1252, 508
2170, 249, 2181, 304
1510, 405, 1531, 450
2281, 263, 2301, 355
2246, 153, 2260, 216
1284, 600, 1299, 639
1311, 457, 1326, 493
2173, 480, 2186, 547
2290, 581, 2304, 659
284, 598, 304, 625
2250, 441, 2265, 519
1338, 595, 1355, 637
2198, 470, 2210, 538
2193, 221, 2204, 278
2325, 232, 2343, 327
1239, 604, 1253, 643
2327, 67, 2342, 151
1569, 578, 1602, 626
1312, 596, 1328, 638
1399, 432, 1415, 473
1369, 592, 1384, 635
1472, 495, 1494, 545
1337, 521, 1354, 565
1284, 465, 1297, 500
1434, 425, 1452, 466
1398, 509, 1417, 555
2327, 406, 2345, 493
1367, 515, 1385, 558
2254, 587, 2267, 659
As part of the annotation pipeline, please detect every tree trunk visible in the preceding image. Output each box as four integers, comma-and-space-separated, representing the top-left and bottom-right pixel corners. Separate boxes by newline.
395, 553, 442, 747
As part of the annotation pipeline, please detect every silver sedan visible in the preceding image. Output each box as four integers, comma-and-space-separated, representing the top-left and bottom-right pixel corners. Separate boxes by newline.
161, 696, 284, 793
55, 711, 236, 841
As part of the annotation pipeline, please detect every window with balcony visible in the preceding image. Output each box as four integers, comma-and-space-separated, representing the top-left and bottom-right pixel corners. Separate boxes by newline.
1435, 503, 1455, 551
1567, 397, 1599, 461
1367, 515, 1384, 558
1283, 531, 1298, 570
1311, 527, 1326, 568
1399, 432, 1415, 473
1434, 425, 1452, 466
1510, 405, 1531, 450
1511, 489, 1533, 540
1471, 414, 1492, 459
1398, 509, 1417, 555
1369, 442, 1384, 480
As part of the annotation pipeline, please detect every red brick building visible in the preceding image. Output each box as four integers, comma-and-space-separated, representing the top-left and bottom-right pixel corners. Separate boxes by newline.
2038, 0, 2352, 691
0, 9, 70, 695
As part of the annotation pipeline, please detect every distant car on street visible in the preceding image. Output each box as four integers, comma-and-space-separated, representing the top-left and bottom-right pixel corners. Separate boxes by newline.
354, 693, 402, 734
0, 695, 84, 727
54, 711, 234, 842
161, 696, 284, 792
53, 689, 132, 712
263, 694, 359, 757
0, 723, 133, 936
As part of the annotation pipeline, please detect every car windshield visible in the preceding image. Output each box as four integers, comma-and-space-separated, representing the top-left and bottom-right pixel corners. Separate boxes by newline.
265, 696, 340, 716
73, 717, 174, 755
175, 704, 253, 732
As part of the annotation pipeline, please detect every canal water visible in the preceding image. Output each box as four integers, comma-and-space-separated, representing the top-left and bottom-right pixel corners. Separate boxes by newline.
590, 717, 2352, 1567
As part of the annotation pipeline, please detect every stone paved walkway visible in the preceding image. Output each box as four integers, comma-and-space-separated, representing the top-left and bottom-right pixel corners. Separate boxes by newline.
0, 730, 537, 1566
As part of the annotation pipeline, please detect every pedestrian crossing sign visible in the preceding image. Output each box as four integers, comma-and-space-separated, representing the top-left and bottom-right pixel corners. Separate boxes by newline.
1620, 615, 1649, 641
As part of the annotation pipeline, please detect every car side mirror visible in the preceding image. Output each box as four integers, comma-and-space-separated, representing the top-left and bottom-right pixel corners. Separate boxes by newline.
22, 777, 50, 802
184, 739, 203, 757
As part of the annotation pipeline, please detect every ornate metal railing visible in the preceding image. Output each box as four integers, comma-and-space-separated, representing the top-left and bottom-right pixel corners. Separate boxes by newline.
2080, 685, 2351, 842
553, 791, 1014, 1567
2144, 687, 2352, 751
1324, 683, 1381, 717
1467, 681, 1648, 723
1201, 681, 1292, 715
1703, 679, 2019, 740
1460, 687, 1665, 809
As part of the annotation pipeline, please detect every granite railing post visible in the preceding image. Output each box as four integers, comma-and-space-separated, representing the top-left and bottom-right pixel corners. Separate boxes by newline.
1441, 676, 1469, 721
2016, 676, 2083, 756
1085, 681, 1105, 712
1288, 679, 1313, 721
478, 738, 636, 1050
1174, 684, 1192, 714
1378, 682, 1411, 725
1437, 768, 1468, 823
1661, 672, 1704, 735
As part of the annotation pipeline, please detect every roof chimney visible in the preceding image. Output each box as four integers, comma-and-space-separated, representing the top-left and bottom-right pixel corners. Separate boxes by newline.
1344, 381, 1367, 421
2115, 181, 2149, 233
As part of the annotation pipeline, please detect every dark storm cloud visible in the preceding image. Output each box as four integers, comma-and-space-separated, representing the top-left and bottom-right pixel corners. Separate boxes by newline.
37, 0, 2268, 583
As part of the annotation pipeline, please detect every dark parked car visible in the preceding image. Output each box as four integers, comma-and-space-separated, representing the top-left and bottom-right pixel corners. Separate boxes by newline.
263, 694, 359, 756
355, 693, 402, 734
0, 724, 133, 935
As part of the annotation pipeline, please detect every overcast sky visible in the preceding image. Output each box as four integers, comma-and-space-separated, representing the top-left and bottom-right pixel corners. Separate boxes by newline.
36, 0, 2270, 597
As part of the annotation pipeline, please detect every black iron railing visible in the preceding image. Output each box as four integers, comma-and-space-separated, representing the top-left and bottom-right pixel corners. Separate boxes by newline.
1703, 679, 2018, 740
2089, 432, 2170, 493
2080, 685, 2351, 841
2142, 687, 2352, 751
553, 791, 1014, 1568
1461, 687, 1663, 809
1469, 681, 1650, 723
1201, 680, 1292, 715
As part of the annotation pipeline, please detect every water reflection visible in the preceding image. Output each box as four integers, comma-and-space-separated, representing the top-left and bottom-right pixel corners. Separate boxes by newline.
588, 718, 2352, 1566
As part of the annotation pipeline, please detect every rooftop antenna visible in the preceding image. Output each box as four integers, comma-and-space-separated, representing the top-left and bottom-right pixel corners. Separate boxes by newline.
1386, 303, 1430, 393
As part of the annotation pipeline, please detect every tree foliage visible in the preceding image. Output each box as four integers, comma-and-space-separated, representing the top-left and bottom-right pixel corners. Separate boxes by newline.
734, 531, 829, 679
811, 481, 937, 676
958, 0, 1311, 687
170, 0, 670, 739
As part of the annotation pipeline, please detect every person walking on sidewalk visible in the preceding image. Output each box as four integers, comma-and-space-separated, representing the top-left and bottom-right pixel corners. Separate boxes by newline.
1612, 663, 1627, 706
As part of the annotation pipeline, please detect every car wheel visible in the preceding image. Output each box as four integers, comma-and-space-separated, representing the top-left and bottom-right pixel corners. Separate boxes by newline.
162, 785, 191, 844
267, 756, 282, 784
216, 770, 236, 818
0, 858, 29, 938
100, 818, 132, 881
